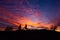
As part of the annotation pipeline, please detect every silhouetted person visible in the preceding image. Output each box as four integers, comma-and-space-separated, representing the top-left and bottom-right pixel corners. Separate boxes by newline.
5, 26, 13, 31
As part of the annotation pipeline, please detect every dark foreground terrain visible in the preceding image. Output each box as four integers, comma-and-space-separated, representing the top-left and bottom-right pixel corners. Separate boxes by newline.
0, 30, 59, 40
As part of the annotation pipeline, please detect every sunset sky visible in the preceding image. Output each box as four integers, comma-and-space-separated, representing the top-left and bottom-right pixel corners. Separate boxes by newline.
0, 0, 60, 28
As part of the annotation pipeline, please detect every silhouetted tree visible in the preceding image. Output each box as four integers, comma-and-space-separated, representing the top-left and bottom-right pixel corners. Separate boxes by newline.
52, 23, 60, 31
51, 25, 54, 30
24, 24, 27, 30
5, 26, 13, 31
50, 24, 57, 31
17, 24, 21, 31
53, 26, 57, 31
57, 22, 60, 26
